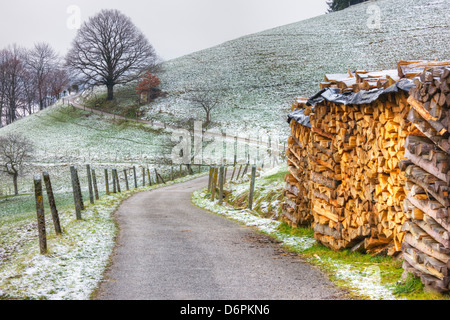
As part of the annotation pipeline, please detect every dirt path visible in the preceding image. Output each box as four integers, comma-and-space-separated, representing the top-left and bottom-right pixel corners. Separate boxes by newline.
95, 175, 348, 300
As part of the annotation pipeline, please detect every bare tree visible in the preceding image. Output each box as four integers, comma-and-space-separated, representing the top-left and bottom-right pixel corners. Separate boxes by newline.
185, 90, 222, 124
66, 9, 158, 101
0, 49, 7, 127
26, 42, 59, 110
0, 45, 28, 124
0, 133, 34, 195
48, 68, 69, 100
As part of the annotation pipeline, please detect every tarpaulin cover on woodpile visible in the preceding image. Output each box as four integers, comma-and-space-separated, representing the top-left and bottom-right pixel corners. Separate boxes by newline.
287, 108, 312, 128
306, 78, 415, 106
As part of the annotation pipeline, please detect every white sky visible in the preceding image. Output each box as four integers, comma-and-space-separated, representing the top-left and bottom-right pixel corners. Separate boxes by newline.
0, 0, 328, 61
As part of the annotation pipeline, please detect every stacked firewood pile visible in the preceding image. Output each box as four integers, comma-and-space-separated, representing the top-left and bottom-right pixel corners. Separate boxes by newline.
308, 85, 417, 255
283, 98, 314, 227
400, 66, 450, 293
285, 60, 450, 257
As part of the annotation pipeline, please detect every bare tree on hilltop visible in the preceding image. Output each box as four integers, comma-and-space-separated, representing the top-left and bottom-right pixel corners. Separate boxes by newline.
26, 43, 59, 111
0, 133, 34, 195
66, 9, 159, 101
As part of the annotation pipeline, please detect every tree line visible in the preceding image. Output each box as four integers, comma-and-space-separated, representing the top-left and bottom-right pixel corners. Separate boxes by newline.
0, 43, 72, 127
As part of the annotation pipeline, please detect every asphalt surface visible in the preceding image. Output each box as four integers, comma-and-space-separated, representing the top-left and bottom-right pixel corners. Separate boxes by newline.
95, 175, 348, 300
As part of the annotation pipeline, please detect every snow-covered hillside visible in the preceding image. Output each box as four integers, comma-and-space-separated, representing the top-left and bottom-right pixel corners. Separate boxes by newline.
146, 0, 450, 138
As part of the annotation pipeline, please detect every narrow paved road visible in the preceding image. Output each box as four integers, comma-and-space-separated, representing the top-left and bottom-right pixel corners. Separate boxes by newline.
95, 175, 348, 300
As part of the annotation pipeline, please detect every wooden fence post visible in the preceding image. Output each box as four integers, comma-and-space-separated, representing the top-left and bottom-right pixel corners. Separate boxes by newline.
248, 165, 257, 210
155, 168, 160, 184
34, 175, 47, 255
133, 166, 138, 188
236, 165, 243, 181
142, 167, 146, 187
211, 167, 218, 201
147, 169, 152, 186
70, 166, 83, 220
105, 169, 110, 195
219, 165, 224, 205
92, 169, 99, 200
208, 166, 213, 192
75, 167, 84, 210
156, 170, 166, 184
231, 166, 236, 181
115, 169, 121, 193
43, 172, 62, 235
124, 169, 130, 191
242, 162, 249, 178
112, 169, 117, 193
86, 165, 94, 204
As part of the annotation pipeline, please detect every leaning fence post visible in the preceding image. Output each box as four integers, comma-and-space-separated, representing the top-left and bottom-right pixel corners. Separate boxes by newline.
86, 165, 94, 204
231, 166, 236, 181
70, 166, 82, 219
34, 175, 47, 255
155, 168, 160, 184
236, 165, 243, 181
242, 162, 249, 178
147, 169, 152, 186
156, 169, 166, 184
92, 169, 99, 200
219, 165, 225, 205
43, 172, 62, 235
248, 165, 257, 210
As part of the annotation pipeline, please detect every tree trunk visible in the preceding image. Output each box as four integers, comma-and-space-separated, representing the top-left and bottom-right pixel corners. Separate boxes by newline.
107, 84, 114, 101
13, 172, 18, 195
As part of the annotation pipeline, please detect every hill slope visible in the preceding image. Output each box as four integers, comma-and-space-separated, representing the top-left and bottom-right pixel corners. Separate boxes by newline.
0, 101, 173, 194
145, 0, 450, 138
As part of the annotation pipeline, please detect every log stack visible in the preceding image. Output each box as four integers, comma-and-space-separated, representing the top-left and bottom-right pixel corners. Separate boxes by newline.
400, 65, 450, 293
284, 61, 450, 267
283, 98, 314, 227
309, 77, 416, 255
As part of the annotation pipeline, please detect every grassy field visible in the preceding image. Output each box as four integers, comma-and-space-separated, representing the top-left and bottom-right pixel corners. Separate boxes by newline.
0, 100, 177, 196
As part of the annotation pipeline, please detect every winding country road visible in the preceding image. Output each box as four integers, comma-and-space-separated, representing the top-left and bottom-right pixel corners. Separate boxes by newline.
95, 175, 348, 300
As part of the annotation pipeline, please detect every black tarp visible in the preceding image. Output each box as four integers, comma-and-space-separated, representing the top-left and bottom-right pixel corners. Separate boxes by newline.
287, 108, 312, 128
287, 78, 415, 127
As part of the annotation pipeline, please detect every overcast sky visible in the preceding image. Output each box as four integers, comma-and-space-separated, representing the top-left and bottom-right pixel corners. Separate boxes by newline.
0, 0, 328, 61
